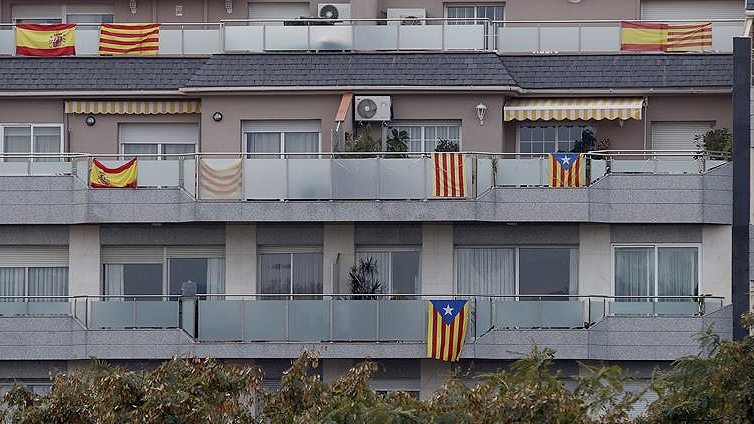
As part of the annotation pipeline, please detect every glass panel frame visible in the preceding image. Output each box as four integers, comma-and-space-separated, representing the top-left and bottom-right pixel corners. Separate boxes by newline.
612, 244, 701, 302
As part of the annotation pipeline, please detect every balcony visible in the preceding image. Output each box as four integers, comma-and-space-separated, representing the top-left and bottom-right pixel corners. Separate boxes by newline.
0, 18, 743, 55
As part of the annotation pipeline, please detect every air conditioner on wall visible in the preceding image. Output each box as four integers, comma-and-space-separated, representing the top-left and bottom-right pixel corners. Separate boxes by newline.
354, 96, 391, 121
386, 8, 426, 26
318, 3, 351, 21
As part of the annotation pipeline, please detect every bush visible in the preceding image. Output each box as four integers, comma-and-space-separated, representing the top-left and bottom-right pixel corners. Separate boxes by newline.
345, 124, 380, 154
435, 138, 459, 152
694, 128, 732, 158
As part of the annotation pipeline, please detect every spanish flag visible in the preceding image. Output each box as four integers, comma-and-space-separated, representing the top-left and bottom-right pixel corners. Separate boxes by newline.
89, 158, 138, 188
98, 23, 160, 55
427, 300, 469, 362
16, 24, 76, 56
621, 21, 712, 52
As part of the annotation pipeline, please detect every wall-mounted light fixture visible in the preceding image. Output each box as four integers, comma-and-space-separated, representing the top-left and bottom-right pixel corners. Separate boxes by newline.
129, 0, 137, 15
475, 102, 488, 125
212, 112, 223, 122
225, 0, 233, 14
85, 115, 96, 126
618, 119, 625, 128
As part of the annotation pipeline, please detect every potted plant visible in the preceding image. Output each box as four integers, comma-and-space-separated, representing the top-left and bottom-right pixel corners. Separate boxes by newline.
694, 128, 732, 161
435, 138, 460, 152
344, 124, 380, 158
385, 128, 409, 158
348, 257, 382, 300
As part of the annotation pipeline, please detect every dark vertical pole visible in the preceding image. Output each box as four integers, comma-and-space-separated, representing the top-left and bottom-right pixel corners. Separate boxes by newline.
732, 37, 751, 340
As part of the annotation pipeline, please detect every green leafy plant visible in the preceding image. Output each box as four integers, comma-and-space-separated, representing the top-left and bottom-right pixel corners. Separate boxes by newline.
434, 138, 459, 152
386, 128, 409, 157
345, 124, 380, 156
570, 129, 610, 153
694, 128, 732, 160
348, 257, 382, 299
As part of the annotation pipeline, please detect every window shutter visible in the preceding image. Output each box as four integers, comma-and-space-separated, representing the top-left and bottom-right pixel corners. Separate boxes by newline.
0, 246, 68, 267
101, 247, 163, 264
641, 0, 741, 20
165, 246, 225, 258
118, 123, 199, 144
651, 121, 713, 151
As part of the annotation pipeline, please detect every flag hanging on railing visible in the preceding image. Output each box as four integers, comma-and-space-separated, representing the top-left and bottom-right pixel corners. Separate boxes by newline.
427, 300, 469, 362
98, 23, 160, 55
16, 24, 76, 56
89, 158, 138, 188
620, 21, 712, 52
432, 153, 466, 198
548, 153, 584, 188
198, 159, 242, 199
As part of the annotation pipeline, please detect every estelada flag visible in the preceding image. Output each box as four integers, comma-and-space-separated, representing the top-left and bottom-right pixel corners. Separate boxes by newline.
549, 153, 584, 188
432, 152, 466, 198
16, 24, 76, 56
98, 23, 160, 55
427, 300, 469, 362
89, 158, 137, 188
620, 21, 711, 52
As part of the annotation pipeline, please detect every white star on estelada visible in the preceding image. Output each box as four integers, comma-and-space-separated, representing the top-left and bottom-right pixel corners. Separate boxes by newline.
442, 304, 454, 315
561, 155, 571, 165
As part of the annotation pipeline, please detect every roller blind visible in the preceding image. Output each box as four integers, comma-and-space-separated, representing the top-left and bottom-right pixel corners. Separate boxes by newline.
641, 0, 741, 20
118, 123, 199, 144
0, 246, 68, 267
101, 247, 163, 264
651, 121, 713, 151
165, 246, 225, 258
241, 120, 321, 133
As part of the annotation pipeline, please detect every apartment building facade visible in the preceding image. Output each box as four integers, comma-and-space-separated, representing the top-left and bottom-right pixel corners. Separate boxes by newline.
0, 0, 742, 397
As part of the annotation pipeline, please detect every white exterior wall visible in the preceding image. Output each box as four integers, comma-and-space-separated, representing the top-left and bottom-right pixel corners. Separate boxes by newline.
421, 223, 453, 295
68, 224, 100, 296
577, 224, 611, 296
701, 224, 732, 303
323, 224, 354, 294
225, 223, 257, 295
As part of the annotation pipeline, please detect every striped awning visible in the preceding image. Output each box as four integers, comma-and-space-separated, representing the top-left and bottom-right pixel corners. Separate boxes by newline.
65, 100, 201, 115
504, 98, 644, 121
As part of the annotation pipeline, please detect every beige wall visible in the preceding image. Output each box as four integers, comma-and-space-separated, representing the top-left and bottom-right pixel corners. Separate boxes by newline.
68, 224, 101, 296
421, 223, 453, 295
68, 112, 200, 154
225, 223, 257, 295
0, 100, 62, 124
701, 224, 732, 304
380, 0, 639, 20
323, 223, 354, 294
577, 224, 611, 297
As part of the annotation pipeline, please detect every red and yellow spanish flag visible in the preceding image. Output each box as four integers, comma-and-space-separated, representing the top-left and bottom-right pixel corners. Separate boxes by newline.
427, 300, 469, 362
98, 23, 160, 55
549, 153, 584, 188
89, 158, 138, 188
16, 24, 76, 56
621, 21, 712, 52
432, 152, 466, 198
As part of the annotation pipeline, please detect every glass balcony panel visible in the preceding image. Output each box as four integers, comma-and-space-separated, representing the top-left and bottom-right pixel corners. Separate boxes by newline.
398, 26, 442, 50
287, 158, 331, 199
332, 300, 377, 341
75, 159, 89, 182
378, 300, 425, 342
540, 27, 580, 52
0, 163, 30, 175
468, 297, 493, 340
353, 26, 397, 50
181, 300, 195, 336
265, 26, 308, 51
310, 25, 353, 50
589, 299, 606, 324
655, 159, 699, 174
158, 30, 183, 54
706, 159, 728, 171
75, 29, 100, 55
90, 300, 133, 328
495, 300, 541, 328
580, 27, 620, 52
244, 300, 286, 341
380, 158, 426, 199
498, 27, 538, 53
224, 26, 264, 52
198, 299, 243, 341
29, 162, 71, 175
332, 158, 378, 199
0, 29, 13, 55
28, 301, 69, 315
611, 159, 657, 173
496, 158, 545, 186
609, 301, 654, 316
135, 300, 178, 327
540, 300, 583, 328
74, 299, 87, 324
183, 29, 221, 54
0, 302, 27, 316
590, 159, 608, 181
654, 301, 699, 316
444, 25, 484, 50
243, 158, 286, 199
183, 158, 196, 197
712, 23, 738, 52
288, 300, 328, 341
137, 160, 180, 187
476, 157, 494, 193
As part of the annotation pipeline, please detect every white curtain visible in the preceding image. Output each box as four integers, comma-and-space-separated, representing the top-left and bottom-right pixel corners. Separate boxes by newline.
456, 248, 515, 296
206, 258, 226, 294
122, 143, 158, 160
104, 264, 124, 297
0, 267, 25, 300
356, 251, 390, 293
4, 127, 31, 162
568, 248, 579, 295
32, 127, 61, 162
247, 132, 281, 157
657, 247, 698, 297
292, 253, 323, 295
28, 267, 68, 300
614, 248, 655, 299
284, 132, 319, 158
258, 253, 291, 295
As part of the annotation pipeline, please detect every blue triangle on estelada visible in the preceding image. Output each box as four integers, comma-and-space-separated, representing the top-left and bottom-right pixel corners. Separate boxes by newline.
552, 153, 579, 170
431, 300, 468, 325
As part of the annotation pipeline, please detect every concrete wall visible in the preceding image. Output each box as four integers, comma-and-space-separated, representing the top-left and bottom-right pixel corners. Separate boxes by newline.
702, 224, 732, 303
420, 223, 453, 294
379, 0, 639, 20
68, 224, 100, 296
225, 223, 256, 294
323, 223, 354, 293
578, 224, 611, 297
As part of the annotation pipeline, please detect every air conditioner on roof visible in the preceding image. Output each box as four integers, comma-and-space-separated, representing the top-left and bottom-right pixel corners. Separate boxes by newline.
386, 8, 426, 25
318, 3, 351, 21
355, 96, 391, 121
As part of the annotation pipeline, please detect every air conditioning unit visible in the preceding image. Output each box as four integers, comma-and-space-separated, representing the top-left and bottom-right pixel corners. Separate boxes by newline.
386, 8, 426, 26
318, 3, 351, 21
354, 96, 391, 121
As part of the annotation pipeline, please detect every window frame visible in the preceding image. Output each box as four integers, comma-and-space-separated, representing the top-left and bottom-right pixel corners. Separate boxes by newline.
11, 5, 113, 24
256, 248, 324, 296
384, 121, 462, 153
454, 245, 579, 297
0, 124, 64, 160
610, 243, 702, 299
516, 122, 596, 154
355, 247, 422, 294
242, 121, 323, 158
444, 3, 505, 24
119, 141, 198, 160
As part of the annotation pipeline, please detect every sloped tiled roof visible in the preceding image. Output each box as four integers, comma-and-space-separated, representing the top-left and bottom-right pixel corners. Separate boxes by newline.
500, 54, 732, 90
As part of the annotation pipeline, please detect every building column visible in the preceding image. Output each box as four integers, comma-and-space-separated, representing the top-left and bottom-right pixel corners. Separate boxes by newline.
421, 223, 454, 295
322, 359, 353, 383
420, 359, 451, 400
702, 224, 732, 304
225, 223, 256, 295
323, 223, 354, 294
577, 224, 611, 296
68, 225, 101, 296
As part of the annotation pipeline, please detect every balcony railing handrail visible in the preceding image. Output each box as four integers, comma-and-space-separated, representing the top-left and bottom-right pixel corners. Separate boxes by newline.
0, 294, 724, 300
0, 22, 225, 28
490, 18, 745, 24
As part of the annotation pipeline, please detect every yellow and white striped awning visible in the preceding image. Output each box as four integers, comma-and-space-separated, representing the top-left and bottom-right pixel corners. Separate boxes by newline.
65, 100, 201, 115
504, 98, 644, 122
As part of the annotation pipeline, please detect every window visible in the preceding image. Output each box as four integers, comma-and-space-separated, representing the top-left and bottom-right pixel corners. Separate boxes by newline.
65, 14, 114, 24
119, 123, 198, 161
356, 249, 420, 294
386, 122, 461, 152
613, 245, 699, 299
456, 247, 578, 296
446, 4, 504, 47
243, 120, 321, 158
0, 267, 68, 299
169, 258, 225, 296
518, 124, 595, 153
0, 125, 63, 162
12, 5, 114, 24
258, 252, 323, 297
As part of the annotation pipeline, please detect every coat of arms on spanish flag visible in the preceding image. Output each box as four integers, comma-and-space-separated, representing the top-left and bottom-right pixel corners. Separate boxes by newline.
427, 300, 469, 362
89, 158, 138, 188
16, 24, 76, 56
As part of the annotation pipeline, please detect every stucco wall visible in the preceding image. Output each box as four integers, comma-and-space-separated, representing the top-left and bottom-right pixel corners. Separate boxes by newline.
0, 100, 62, 124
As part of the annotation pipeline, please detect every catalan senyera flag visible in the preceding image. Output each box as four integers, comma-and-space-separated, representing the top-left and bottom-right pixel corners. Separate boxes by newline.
16, 24, 76, 56
98, 23, 160, 55
548, 153, 584, 188
428, 300, 469, 362
198, 159, 243, 199
89, 158, 138, 188
432, 153, 466, 198
620, 21, 712, 52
